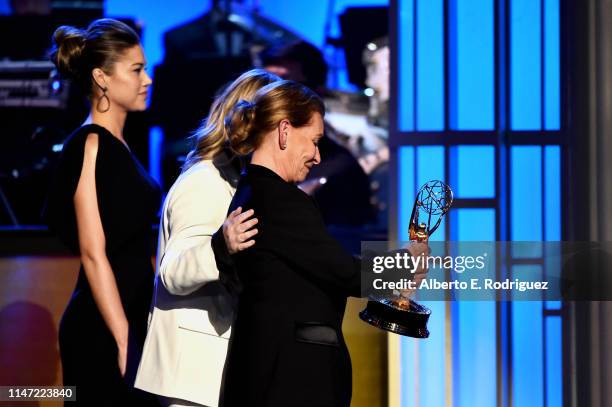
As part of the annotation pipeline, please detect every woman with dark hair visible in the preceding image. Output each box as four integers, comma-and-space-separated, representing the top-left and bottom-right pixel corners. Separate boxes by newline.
43, 18, 160, 404
44, 17, 260, 405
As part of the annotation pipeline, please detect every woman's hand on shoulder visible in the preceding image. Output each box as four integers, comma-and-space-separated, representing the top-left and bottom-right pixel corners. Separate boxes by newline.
223, 207, 258, 254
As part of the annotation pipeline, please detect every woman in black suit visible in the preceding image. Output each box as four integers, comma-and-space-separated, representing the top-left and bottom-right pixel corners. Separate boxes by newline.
221, 80, 428, 406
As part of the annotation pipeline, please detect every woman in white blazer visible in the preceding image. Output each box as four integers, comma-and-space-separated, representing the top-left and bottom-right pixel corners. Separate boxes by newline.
135, 69, 280, 407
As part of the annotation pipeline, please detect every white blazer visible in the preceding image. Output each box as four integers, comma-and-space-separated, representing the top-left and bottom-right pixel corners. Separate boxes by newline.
135, 160, 236, 407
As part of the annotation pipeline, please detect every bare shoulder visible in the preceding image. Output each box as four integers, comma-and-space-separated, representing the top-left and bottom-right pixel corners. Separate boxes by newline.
83, 132, 100, 157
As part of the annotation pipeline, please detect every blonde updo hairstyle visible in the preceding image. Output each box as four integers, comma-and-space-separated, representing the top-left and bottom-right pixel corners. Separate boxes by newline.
49, 18, 140, 97
226, 80, 325, 156
183, 69, 281, 171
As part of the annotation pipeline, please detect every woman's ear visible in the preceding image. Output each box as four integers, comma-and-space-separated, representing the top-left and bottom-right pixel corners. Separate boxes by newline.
278, 119, 290, 150
91, 68, 107, 92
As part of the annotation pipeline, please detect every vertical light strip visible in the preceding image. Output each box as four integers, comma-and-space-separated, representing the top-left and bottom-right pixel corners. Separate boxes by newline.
511, 147, 545, 406
399, 336, 420, 407
399, 0, 415, 131
543, 4, 562, 405
543, 145, 562, 405
416, 0, 444, 130
510, 0, 542, 129
398, 146, 446, 406
454, 209, 497, 407
445, 300, 453, 407
544, 147, 561, 241
543, 0, 560, 130
399, 147, 416, 242
511, 265, 544, 406
511, 146, 543, 256
545, 316, 562, 406
398, 146, 416, 407
544, 145, 561, 306
450, 0, 495, 130
395, 0, 416, 394
418, 302, 446, 406
415, 146, 446, 407
148, 126, 164, 187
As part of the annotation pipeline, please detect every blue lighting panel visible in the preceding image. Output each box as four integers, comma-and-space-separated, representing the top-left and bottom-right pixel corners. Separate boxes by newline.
454, 301, 496, 406
399, 147, 416, 242
512, 266, 544, 407
544, 146, 561, 240
432, 217, 447, 242
544, 146, 561, 309
453, 209, 496, 407
417, 300, 447, 407
399, 0, 415, 131
398, 144, 446, 407
408, 145, 446, 407
457, 209, 495, 241
148, 126, 164, 187
454, 146, 495, 198
546, 316, 562, 406
449, 0, 494, 130
416, 146, 445, 188
416, 0, 444, 130
511, 0, 542, 129
400, 318, 450, 407
544, 0, 560, 130
511, 147, 543, 257
400, 335, 417, 407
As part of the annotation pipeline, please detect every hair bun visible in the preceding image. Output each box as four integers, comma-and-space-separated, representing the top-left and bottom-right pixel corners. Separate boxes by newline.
50, 26, 86, 79
226, 100, 257, 155
239, 100, 256, 123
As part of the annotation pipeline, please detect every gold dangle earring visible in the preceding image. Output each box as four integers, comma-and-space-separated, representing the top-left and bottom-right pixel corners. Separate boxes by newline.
96, 86, 110, 113
93, 75, 110, 113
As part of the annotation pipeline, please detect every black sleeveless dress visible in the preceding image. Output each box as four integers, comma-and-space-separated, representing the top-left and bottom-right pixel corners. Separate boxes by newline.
44, 124, 161, 405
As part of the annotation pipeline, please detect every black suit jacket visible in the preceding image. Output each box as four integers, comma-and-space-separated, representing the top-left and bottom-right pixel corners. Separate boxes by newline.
222, 164, 361, 407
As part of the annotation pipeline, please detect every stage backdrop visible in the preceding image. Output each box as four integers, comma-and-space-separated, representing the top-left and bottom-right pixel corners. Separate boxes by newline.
388, 0, 563, 406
